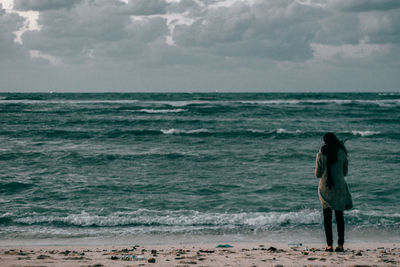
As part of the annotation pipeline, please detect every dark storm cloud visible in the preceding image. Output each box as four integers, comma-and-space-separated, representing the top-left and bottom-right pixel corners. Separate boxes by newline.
125, 0, 168, 15
0, 4, 26, 59
359, 10, 400, 44
14, 0, 83, 11
173, 0, 324, 61
326, 0, 400, 45
314, 13, 361, 45
332, 0, 400, 12
1, 0, 400, 91
17, 0, 400, 63
20, 0, 169, 61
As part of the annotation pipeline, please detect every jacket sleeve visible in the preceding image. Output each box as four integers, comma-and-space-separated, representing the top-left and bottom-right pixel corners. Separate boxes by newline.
343, 156, 348, 176
315, 152, 324, 178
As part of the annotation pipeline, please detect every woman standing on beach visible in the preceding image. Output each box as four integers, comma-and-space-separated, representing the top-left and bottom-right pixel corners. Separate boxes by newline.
315, 132, 353, 252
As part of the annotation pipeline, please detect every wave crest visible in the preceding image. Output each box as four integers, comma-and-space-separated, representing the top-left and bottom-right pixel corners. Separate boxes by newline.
351, 130, 380, 137
138, 109, 186, 114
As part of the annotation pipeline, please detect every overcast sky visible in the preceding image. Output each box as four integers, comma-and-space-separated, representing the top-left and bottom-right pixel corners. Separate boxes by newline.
0, 0, 399, 92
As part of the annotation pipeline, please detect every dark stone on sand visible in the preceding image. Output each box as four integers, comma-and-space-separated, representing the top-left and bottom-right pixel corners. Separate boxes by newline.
17, 256, 31, 260
274, 264, 284, 267
64, 256, 87, 260
180, 260, 197, 264
355, 251, 363, 256
382, 258, 397, 264
60, 250, 71, 255
199, 249, 214, 253
121, 248, 129, 253
351, 265, 371, 267
37, 254, 50, 259
307, 257, 317, 261
267, 246, 277, 252
151, 249, 157, 255
302, 252, 309, 255
148, 258, 156, 263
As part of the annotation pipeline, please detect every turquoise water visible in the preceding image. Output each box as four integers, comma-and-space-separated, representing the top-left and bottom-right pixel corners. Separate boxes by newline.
0, 93, 399, 242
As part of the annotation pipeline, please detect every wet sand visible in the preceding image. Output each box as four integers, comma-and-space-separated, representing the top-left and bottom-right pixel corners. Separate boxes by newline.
1, 242, 399, 266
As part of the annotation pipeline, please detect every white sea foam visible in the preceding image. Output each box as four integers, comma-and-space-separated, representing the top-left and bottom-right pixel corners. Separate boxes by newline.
2, 98, 399, 107
351, 130, 380, 137
239, 99, 354, 105
276, 128, 303, 134
248, 129, 265, 133
355, 99, 400, 107
138, 109, 186, 113
14, 208, 400, 229
7, 208, 400, 239
15, 209, 322, 228
161, 128, 210, 134
0, 100, 140, 104
239, 100, 300, 105
142, 100, 215, 107
239, 99, 400, 107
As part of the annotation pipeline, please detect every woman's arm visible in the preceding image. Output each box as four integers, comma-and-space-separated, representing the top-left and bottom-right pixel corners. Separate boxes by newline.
343, 156, 348, 176
315, 152, 324, 178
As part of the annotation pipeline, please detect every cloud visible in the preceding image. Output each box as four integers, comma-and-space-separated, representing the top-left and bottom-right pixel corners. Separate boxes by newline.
125, 0, 169, 15
173, 0, 325, 61
0, 0, 399, 91
14, 0, 83, 11
20, 0, 169, 63
359, 10, 400, 44
313, 13, 361, 45
330, 0, 400, 12
16, 0, 400, 64
0, 4, 27, 59
311, 41, 391, 61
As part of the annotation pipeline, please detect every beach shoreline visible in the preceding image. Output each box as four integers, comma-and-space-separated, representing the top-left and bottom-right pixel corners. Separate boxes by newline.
1, 241, 399, 266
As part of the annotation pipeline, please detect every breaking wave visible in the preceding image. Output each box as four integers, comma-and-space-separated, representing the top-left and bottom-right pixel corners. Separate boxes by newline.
138, 109, 186, 113
351, 130, 381, 137
2, 209, 399, 235
0, 209, 323, 229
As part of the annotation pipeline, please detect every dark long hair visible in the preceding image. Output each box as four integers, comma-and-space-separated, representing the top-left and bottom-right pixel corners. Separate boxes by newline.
321, 132, 347, 189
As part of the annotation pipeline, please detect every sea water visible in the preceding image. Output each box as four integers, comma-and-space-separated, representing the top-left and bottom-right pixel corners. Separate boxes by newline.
0, 92, 399, 244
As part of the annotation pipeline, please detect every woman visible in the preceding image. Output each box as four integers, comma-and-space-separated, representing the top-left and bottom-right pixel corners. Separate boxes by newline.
315, 132, 352, 252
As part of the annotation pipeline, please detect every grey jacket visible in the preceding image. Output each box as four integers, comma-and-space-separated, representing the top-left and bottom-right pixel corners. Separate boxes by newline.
315, 148, 353, 210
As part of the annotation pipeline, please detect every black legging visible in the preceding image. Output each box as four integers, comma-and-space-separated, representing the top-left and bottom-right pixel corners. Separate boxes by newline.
323, 207, 344, 246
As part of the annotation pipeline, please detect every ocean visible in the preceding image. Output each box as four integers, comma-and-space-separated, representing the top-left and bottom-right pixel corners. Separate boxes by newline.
0, 92, 399, 245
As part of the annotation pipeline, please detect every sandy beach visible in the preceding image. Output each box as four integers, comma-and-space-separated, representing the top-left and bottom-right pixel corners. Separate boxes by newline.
1, 242, 399, 267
